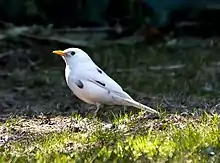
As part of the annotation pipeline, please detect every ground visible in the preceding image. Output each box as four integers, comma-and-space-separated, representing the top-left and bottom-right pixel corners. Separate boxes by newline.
0, 37, 220, 162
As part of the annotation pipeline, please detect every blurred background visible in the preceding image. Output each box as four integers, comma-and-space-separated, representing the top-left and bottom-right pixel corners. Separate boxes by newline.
1, 0, 220, 116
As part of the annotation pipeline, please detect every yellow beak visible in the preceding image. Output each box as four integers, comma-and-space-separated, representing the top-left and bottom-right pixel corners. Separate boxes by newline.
52, 50, 64, 56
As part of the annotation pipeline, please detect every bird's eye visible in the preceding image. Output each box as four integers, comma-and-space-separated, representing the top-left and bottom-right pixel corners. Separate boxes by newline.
70, 51, 75, 55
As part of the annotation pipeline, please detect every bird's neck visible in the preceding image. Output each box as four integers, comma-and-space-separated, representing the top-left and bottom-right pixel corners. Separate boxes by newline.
65, 65, 71, 80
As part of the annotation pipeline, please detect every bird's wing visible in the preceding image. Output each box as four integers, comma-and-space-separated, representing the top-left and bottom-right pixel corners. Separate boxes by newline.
81, 66, 132, 100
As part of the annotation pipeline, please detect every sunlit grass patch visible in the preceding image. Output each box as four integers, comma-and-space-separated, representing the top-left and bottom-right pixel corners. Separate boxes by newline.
0, 112, 219, 162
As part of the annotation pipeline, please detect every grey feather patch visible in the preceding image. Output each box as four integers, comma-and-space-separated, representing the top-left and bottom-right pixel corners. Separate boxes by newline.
76, 80, 84, 89
95, 80, 105, 87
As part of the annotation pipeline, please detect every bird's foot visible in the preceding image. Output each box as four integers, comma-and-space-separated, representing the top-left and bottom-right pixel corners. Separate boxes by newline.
87, 104, 101, 117
94, 108, 100, 116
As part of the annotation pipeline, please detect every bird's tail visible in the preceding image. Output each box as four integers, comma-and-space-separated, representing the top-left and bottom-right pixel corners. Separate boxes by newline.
123, 98, 159, 114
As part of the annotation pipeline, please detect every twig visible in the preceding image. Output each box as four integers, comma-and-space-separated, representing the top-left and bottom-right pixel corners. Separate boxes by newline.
149, 64, 185, 71
19, 33, 90, 48
54, 27, 115, 33
0, 20, 14, 28
0, 51, 14, 59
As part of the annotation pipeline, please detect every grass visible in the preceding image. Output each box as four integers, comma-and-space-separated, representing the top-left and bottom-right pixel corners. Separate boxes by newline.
1, 38, 220, 162
0, 112, 219, 162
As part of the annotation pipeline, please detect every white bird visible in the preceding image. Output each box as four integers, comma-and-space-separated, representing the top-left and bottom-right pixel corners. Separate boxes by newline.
53, 48, 158, 114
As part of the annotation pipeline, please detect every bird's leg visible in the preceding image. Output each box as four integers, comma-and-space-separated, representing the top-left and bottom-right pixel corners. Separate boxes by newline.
94, 103, 101, 115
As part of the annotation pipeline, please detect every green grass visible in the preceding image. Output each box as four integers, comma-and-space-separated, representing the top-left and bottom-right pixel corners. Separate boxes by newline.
0, 112, 219, 162
1, 39, 220, 162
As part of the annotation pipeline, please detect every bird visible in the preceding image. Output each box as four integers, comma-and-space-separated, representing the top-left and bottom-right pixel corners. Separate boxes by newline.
53, 48, 158, 114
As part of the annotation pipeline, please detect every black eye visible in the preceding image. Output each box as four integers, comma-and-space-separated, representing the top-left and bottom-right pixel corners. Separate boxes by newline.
70, 51, 75, 55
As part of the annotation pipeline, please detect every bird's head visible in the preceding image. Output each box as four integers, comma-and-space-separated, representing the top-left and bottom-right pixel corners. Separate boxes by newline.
53, 48, 91, 65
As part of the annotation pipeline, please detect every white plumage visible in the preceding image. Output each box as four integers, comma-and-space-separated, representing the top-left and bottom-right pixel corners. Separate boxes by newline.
53, 48, 158, 114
